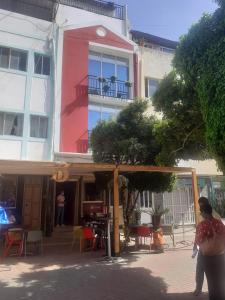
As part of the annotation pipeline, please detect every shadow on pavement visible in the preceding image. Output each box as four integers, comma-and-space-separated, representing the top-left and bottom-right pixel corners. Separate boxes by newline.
0, 251, 208, 300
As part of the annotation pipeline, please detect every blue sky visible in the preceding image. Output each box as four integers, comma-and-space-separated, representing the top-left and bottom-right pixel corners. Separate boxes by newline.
116, 0, 218, 41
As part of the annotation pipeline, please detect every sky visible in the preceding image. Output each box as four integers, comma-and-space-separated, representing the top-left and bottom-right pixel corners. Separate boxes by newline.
115, 0, 218, 41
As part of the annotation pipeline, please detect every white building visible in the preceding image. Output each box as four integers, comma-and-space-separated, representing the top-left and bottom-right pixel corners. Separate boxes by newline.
131, 30, 224, 225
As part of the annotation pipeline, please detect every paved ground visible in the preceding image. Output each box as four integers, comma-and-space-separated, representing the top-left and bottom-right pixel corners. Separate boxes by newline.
0, 228, 208, 300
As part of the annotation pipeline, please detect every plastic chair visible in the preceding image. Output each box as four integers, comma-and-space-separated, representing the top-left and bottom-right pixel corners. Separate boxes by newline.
137, 226, 153, 250
83, 227, 96, 251
3, 228, 23, 258
72, 226, 96, 253
25, 230, 43, 257
72, 226, 83, 253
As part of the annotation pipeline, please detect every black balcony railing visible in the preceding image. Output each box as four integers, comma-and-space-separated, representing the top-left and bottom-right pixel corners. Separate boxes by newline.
88, 75, 131, 100
60, 0, 125, 20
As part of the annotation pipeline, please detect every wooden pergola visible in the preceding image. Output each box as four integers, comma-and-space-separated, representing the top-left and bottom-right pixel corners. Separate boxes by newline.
66, 163, 199, 256
0, 160, 199, 256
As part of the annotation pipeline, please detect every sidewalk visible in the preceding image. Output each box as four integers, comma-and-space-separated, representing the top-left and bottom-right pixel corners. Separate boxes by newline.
0, 237, 207, 300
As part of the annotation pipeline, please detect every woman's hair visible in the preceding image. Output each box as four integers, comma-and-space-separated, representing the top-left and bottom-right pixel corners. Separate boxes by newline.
200, 203, 213, 215
198, 197, 209, 206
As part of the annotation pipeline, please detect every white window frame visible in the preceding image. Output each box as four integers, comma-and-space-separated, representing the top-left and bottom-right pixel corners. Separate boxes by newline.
145, 77, 160, 99
34, 53, 51, 76
0, 112, 24, 137
30, 115, 48, 139
0, 46, 27, 72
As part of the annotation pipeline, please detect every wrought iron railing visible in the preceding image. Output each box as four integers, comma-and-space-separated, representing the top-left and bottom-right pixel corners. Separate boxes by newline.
60, 0, 125, 20
88, 75, 131, 99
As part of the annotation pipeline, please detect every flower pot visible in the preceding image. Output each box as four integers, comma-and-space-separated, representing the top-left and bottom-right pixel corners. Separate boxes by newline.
151, 229, 164, 252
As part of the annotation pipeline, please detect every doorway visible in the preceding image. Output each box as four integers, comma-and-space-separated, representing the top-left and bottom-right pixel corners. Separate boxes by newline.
55, 181, 76, 226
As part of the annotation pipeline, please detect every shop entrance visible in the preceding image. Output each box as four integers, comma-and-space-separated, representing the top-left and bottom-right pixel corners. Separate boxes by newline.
55, 181, 76, 226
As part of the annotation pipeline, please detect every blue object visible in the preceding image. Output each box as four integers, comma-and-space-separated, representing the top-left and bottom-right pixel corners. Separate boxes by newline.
0, 206, 9, 224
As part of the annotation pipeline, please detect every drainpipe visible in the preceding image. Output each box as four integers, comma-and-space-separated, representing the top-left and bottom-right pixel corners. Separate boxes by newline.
124, 5, 129, 38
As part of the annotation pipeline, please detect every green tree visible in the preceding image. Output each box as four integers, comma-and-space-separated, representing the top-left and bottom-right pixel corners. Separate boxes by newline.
153, 1, 225, 171
91, 100, 175, 244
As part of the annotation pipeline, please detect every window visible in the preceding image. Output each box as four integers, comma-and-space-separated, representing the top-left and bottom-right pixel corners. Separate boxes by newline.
0, 46, 27, 71
0, 112, 23, 137
30, 115, 48, 138
140, 191, 152, 208
145, 78, 160, 98
88, 52, 129, 98
88, 105, 120, 131
34, 53, 50, 75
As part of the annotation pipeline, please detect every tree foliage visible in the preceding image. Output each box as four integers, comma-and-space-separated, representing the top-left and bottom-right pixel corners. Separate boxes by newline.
153, 2, 225, 172
91, 100, 175, 193
91, 100, 175, 244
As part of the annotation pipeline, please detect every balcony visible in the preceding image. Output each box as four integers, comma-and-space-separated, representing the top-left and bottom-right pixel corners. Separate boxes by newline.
88, 75, 132, 100
60, 0, 125, 20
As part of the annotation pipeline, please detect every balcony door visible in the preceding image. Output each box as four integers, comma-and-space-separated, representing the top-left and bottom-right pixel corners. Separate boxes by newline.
88, 51, 129, 99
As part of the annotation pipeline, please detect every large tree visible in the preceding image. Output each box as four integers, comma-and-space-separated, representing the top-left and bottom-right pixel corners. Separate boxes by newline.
91, 100, 175, 244
153, 0, 225, 171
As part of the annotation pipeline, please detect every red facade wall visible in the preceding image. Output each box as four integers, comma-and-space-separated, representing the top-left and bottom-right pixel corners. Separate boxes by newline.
60, 26, 134, 153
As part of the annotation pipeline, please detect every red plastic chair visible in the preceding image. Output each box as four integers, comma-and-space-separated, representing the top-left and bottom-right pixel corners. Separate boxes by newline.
82, 227, 96, 251
137, 226, 153, 250
3, 229, 24, 258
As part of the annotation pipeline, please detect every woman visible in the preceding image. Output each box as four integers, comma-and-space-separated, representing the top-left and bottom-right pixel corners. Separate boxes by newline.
195, 204, 225, 300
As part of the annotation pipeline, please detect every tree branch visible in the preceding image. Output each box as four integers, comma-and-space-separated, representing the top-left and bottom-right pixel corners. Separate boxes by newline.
170, 123, 203, 156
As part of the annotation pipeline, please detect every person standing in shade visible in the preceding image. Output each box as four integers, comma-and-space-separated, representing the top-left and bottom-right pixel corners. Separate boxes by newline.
192, 197, 221, 296
56, 190, 65, 227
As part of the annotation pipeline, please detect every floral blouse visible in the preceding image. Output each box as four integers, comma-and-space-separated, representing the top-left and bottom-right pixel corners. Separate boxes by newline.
195, 218, 225, 245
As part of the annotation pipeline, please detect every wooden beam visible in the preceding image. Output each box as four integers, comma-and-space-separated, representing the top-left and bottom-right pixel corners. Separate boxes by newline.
118, 165, 194, 173
113, 167, 120, 256
192, 170, 199, 225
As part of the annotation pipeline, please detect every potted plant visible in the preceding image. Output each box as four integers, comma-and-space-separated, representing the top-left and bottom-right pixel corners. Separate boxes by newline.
150, 206, 169, 252
103, 84, 110, 93
98, 77, 106, 83
125, 81, 132, 87
110, 75, 117, 83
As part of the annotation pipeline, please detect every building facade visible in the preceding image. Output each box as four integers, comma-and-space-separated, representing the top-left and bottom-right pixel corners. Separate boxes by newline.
0, 0, 224, 234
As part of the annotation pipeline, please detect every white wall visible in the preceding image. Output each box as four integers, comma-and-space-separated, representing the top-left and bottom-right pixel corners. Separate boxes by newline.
140, 46, 174, 99
30, 78, 51, 114
57, 5, 125, 35
27, 141, 49, 161
0, 72, 26, 110
0, 9, 53, 161
0, 140, 22, 159
179, 159, 222, 176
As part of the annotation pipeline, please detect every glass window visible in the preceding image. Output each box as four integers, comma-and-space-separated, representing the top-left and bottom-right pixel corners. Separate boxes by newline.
0, 46, 27, 71
10, 49, 27, 71
102, 62, 115, 79
117, 65, 128, 82
0, 112, 23, 137
34, 53, 50, 75
89, 59, 101, 77
145, 78, 160, 98
88, 110, 101, 131
30, 115, 48, 138
0, 47, 9, 69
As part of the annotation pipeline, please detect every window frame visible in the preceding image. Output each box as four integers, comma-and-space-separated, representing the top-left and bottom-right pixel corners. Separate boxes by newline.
0, 111, 24, 137
145, 77, 161, 99
0, 46, 28, 72
34, 53, 51, 76
30, 115, 48, 139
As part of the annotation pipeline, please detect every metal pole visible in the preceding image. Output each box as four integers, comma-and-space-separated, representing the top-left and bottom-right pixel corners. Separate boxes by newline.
107, 218, 111, 258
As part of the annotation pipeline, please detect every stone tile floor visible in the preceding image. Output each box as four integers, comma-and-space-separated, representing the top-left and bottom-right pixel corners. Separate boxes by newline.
0, 226, 209, 300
